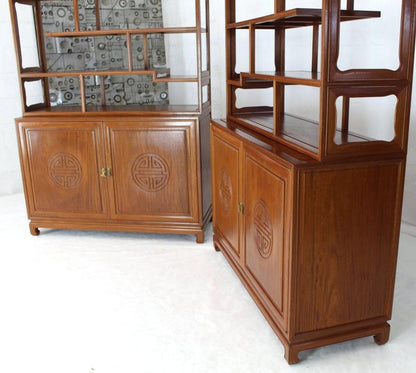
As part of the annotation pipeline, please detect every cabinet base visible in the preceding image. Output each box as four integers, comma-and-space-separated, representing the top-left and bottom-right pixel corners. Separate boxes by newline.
213, 232, 391, 364
283, 323, 390, 365
28, 206, 212, 244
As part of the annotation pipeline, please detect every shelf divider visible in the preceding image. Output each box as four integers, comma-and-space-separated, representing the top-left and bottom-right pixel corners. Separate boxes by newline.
79, 75, 86, 112
312, 23, 319, 73
249, 24, 256, 73
126, 32, 133, 72
73, 0, 80, 32
143, 34, 149, 70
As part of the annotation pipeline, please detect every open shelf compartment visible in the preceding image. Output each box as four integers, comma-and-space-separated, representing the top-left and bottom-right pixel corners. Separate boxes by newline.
10, 0, 210, 115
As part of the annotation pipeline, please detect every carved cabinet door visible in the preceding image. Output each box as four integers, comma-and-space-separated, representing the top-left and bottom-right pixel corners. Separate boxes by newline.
17, 121, 108, 219
243, 146, 292, 331
211, 127, 241, 260
105, 120, 199, 222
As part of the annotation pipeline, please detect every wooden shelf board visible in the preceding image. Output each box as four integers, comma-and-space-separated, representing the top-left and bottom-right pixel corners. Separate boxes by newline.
45, 26, 199, 38
227, 8, 381, 29
229, 71, 321, 87
20, 70, 198, 82
24, 104, 201, 116
231, 112, 372, 152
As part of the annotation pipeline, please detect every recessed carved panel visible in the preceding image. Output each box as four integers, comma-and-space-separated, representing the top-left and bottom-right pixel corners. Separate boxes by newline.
219, 167, 232, 215
48, 152, 82, 189
254, 199, 273, 258
131, 153, 170, 192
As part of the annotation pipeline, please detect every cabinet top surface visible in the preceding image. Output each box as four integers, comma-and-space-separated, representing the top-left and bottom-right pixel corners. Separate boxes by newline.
211, 119, 319, 167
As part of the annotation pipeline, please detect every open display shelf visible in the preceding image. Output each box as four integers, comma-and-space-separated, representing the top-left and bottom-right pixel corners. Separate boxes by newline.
10, 0, 212, 242
230, 112, 372, 153
11, 0, 210, 114
211, 0, 416, 364
224, 2, 411, 159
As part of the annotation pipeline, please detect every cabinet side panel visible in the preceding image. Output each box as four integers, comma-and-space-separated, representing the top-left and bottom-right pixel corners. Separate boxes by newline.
211, 130, 240, 257
200, 113, 212, 218
296, 161, 403, 334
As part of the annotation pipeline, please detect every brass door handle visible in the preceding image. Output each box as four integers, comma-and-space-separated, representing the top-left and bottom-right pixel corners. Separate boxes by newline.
101, 168, 112, 177
238, 202, 244, 215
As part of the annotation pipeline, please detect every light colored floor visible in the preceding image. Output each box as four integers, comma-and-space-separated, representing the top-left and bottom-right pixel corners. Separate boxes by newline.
0, 193, 415, 373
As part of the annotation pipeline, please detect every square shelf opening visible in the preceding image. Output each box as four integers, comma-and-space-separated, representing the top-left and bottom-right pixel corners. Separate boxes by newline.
167, 82, 198, 106
334, 95, 397, 145
234, 0, 274, 23
285, 26, 318, 72
44, 35, 130, 72
103, 74, 169, 106
162, 0, 196, 28
48, 75, 82, 106
164, 33, 197, 76
24, 80, 45, 107
235, 87, 273, 111
337, 0, 400, 71
235, 29, 249, 74
255, 30, 276, 72
15, 2, 40, 69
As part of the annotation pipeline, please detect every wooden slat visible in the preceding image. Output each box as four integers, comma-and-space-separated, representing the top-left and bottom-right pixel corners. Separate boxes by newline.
312, 23, 319, 73
94, 0, 101, 30
73, 0, 80, 32
342, 96, 350, 133
249, 24, 256, 73
126, 32, 133, 72
275, 0, 286, 13
79, 75, 86, 112
142, 34, 149, 70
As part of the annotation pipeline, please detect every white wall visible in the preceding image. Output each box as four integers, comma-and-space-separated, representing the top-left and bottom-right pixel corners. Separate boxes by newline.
0, 0, 415, 226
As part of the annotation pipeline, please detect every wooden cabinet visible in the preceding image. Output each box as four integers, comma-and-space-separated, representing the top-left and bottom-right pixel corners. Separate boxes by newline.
18, 116, 210, 242
9, 0, 212, 241
211, 121, 404, 363
212, 0, 416, 363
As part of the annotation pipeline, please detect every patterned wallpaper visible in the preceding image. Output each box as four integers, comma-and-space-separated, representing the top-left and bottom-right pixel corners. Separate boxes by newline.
40, 0, 169, 106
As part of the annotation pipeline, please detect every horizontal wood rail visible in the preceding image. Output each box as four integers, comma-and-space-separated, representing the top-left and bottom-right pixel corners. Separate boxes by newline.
21, 70, 198, 83
45, 27, 204, 38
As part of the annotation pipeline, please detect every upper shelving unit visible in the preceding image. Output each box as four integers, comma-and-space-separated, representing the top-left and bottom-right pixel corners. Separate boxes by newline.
9, 0, 211, 115
225, 0, 416, 161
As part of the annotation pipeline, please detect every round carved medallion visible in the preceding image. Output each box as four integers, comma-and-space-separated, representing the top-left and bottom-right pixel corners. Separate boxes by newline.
254, 199, 273, 258
48, 153, 82, 189
219, 168, 232, 215
132, 153, 170, 192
